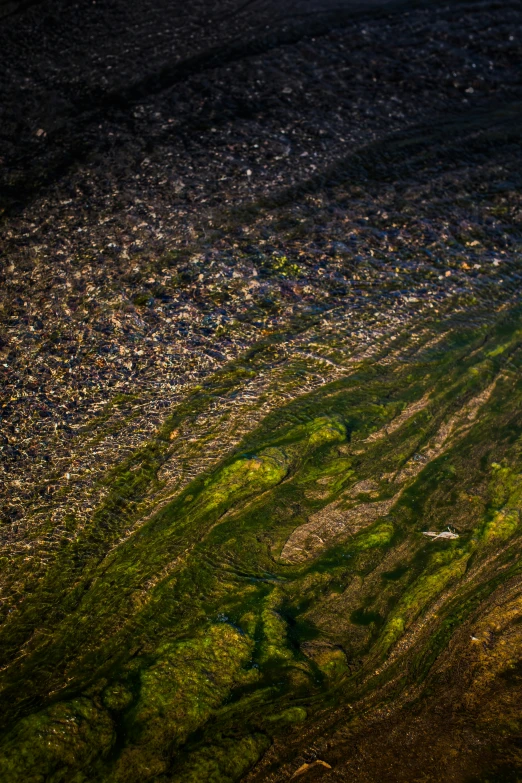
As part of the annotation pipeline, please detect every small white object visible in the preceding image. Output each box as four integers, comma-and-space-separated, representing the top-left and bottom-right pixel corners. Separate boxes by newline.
423, 527, 459, 541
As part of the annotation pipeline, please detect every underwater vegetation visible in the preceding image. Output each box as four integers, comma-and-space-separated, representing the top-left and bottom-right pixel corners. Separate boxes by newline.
1, 10, 522, 776
0, 298, 522, 782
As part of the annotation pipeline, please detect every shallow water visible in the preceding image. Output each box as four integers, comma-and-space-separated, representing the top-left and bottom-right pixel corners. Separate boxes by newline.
4, 298, 522, 782
0, 1, 522, 781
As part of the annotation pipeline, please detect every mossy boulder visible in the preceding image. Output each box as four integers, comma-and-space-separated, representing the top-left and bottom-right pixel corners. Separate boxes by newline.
0, 698, 114, 783
112, 623, 254, 782
200, 447, 289, 514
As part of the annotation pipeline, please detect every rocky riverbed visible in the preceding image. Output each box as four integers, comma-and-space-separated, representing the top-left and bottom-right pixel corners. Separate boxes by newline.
0, 0, 521, 781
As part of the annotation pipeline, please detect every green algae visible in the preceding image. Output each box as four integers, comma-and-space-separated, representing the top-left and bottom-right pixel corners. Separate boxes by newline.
0, 308, 521, 781
169, 734, 271, 783
266, 707, 307, 724
353, 522, 395, 552
111, 624, 254, 782
380, 547, 472, 652
196, 447, 290, 515
102, 684, 134, 712
479, 464, 522, 544
258, 590, 294, 664
483, 508, 520, 544
306, 417, 346, 448
0, 698, 114, 783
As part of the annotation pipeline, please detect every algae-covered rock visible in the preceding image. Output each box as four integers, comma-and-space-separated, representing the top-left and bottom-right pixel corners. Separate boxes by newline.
301, 641, 349, 679
266, 707, 307, 724
102, 683, 134, 712
482, 464, 522, 543
306, 417, 346, 448
200, 447, 289, 514
488, 463, 522, 510
380, 548, 471, 651
259, 590, 293, 664
484, 508, 520, 543
112, 623, 254, 782
169, 733, 271, 783
353, 520, 395, 551
0, 698, 114, 783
